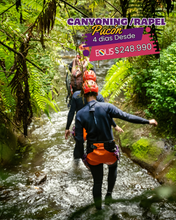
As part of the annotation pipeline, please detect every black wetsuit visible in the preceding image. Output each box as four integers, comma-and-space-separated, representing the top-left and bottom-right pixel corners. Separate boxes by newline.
66, 91, 117, 160
75, 100, 149, 209
66, 91, 104, 130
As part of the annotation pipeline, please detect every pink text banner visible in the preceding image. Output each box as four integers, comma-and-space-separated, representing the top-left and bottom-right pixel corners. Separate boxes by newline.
89, 34, 160, 61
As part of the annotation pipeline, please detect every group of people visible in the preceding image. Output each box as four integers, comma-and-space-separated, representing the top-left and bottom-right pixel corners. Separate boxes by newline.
65, 44, 158, 210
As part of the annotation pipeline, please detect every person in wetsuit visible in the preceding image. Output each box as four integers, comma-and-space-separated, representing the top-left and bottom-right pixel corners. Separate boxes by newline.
75, 80, 158, 210
68, 44, 96, 75
66, 44, 96, 107
65, 71, 123, 159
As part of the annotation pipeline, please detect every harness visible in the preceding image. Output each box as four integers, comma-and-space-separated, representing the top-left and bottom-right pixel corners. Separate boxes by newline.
87, 140, 116, 154
84, 101, 120, 166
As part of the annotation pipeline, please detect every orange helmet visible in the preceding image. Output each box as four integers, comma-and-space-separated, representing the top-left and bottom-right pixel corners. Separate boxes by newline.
79, 44, 89, 51
83, 70, 96, 82
82, 80, 98, 94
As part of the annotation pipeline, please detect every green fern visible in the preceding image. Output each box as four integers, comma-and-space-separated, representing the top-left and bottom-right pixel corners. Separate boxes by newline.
0, 70, 16, 113
101, 60, 132, 102
28, 67, 59, 118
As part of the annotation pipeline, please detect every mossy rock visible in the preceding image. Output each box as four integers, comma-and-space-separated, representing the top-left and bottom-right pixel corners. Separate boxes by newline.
113, 102, 176, 184
130, 138, 163, 164
166, 166, 176, 183
159, 158, 176, 184
163, 152, 176, 165
120, 129, 136, 148
0, 123, 17, 166
117, 122, 143, 148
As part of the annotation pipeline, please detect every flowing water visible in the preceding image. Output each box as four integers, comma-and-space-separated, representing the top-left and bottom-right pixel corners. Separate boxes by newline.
0, 53, 176, 219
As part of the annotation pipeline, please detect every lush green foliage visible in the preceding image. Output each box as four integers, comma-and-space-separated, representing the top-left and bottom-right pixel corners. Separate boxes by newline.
143, 44, 176, 115
129, 42, 176, 130
1, 0, 116, 135
102, 14, 176, 134
166, 167, 176, 182
101, 59, 132, 102
104, 42, 176, 132
130, 138, 162, 162
0, 0, 175, 135
0, 71, 15, 113
0, 0, 76, 134
0, 42, 60, 115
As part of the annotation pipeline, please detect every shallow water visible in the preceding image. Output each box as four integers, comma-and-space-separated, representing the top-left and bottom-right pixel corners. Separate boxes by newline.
0, 53, 176, 220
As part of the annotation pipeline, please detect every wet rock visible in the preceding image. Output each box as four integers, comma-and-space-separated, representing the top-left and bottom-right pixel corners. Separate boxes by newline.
27, 171, 47, 185
134, 184, 141, 190
113, 108, 176, 185
115, 127, 176, 184
31, 186, 44, 194
0, 123, 17, 166
0, 188, 12, 201
17, 134, 28, 147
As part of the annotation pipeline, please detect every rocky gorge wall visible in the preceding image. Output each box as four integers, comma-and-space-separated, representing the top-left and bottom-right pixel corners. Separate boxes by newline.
114, 103, 176, 185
